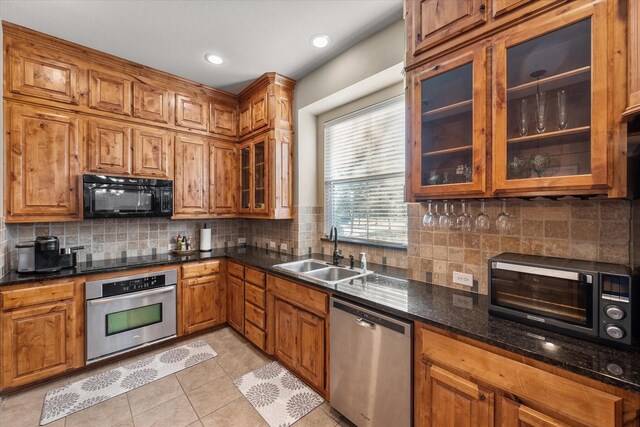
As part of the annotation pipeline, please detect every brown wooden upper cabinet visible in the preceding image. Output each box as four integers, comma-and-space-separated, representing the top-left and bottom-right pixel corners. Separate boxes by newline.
86, 118, 132, 175
133, 82, 173, 124
174, 133, 209, 216
210, 141, 238, 215
210, 102, 238, 137
409, 45, 488, 199
406, 0, 567, 65
85, 119, 172, 180
410, 0, 488, 55
492, 3, 611, 196
405, 0, 627, 199
88, 70, 132, 116
132, 126, 173, 179
239, 135, 268, 216
6, 104, 81, 223
175, 93, 208, 131
239, 86, 269, 137
626, 0, 640, 119
8, 47, 79, 105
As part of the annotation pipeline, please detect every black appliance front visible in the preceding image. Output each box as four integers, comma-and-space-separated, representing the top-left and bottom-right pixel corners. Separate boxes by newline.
83, 175, 173, 218
489, 253, 635, 347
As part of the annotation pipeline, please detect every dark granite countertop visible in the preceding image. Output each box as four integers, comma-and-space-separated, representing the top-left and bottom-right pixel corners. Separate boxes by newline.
2, 246, 640, 393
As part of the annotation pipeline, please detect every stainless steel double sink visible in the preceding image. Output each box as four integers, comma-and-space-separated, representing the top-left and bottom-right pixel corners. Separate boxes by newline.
273, 259, 371, 286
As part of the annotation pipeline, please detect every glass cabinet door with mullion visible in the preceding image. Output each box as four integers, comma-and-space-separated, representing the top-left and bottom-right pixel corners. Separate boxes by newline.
252, 137, 268, 215
492, 3, 608, 194
239, 142, 252, 213
410, 46, 488, 198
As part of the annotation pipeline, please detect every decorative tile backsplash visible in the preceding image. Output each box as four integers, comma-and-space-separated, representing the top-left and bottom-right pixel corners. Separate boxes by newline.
7, 218, 247, 266
4, 199, 633, 297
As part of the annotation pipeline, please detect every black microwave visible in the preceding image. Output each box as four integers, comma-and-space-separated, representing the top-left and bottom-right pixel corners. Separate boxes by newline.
83, 174, 173, 218
489, 253, 636, 347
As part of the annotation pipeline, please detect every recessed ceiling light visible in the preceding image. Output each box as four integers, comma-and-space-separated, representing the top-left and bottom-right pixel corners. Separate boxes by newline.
204, 54, 224, 65
310, 34, 331, 48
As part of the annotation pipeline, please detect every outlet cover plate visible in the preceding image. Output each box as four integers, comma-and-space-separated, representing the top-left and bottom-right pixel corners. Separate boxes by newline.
453, 271, 473, 287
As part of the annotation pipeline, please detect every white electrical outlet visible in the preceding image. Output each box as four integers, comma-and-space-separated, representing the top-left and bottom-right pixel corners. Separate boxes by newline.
281, 243, 288, 251
269, 241, 276, 249
453, 271, 473, 287
238, 237, 246, 244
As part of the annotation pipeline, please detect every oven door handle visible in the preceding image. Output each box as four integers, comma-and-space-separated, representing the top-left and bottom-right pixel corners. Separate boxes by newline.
493, 262, 592, 284
87, 286, 175, 306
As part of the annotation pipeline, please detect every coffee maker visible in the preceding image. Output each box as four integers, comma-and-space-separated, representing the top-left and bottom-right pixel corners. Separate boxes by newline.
17, 236, 84, 273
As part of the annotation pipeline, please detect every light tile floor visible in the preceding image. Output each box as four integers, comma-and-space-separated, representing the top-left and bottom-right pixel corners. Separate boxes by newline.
0, 327, 354, 427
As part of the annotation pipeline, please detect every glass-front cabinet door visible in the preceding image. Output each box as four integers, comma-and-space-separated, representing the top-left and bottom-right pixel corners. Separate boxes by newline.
238, 136, 268, 215
492, 3, 608, 194
239, 142, 252, 213
252, 137, 267, 214
410, 46, 488, 198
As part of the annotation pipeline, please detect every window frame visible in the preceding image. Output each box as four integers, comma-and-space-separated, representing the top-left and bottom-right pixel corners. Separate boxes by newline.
323, 94, 407, 248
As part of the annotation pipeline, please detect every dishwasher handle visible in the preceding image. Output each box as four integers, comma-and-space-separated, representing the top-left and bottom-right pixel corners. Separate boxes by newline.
355, 317, 375, 329
331, 298, 411, 335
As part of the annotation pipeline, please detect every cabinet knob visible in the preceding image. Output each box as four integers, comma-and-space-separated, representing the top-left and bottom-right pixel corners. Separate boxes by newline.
480, 4, 486, 12
433, 65, 440, 71
479, 394, 486, 401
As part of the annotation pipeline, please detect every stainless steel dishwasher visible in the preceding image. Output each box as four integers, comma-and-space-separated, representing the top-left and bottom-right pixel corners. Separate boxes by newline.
330, 297, 412, 427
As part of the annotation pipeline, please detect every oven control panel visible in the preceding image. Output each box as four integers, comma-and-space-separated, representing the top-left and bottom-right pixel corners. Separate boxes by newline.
85, 269, 178, 300
102, 275, 166, 297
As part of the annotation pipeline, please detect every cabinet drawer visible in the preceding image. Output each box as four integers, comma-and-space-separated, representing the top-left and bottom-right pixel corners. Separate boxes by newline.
417, 325, 622, 427
228, 261, 244, 279
246, 267, 265, 288
245, 320, 265, 350
245, 283, 265, 308
1, 280, 75, 310
245, 302, 265, 330
267, 275, 328, 315
182, 260, 220, 279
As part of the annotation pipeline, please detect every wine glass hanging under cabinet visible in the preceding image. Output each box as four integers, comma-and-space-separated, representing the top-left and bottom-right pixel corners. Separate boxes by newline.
492, 4, 609, 195
409, 46, 488, 199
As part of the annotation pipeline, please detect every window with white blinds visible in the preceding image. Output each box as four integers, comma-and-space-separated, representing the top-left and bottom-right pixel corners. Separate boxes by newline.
324, 95, 407, 246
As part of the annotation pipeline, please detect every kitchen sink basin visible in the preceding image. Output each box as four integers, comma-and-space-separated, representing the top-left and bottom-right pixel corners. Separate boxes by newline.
273, 259, 372, 286
275, 259, 330, 273
305, 267, 361, 282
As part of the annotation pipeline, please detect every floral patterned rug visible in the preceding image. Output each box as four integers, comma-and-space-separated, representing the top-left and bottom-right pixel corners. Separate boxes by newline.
233, 361, 323, 427
39, 340, 217, 425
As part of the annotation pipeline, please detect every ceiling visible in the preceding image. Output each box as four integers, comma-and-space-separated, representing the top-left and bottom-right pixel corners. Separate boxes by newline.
0, 0, 403, 94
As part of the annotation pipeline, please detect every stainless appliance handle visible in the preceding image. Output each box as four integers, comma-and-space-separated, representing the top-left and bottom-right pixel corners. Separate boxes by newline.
493, 262, 592, 284
355, 317, 375, 329
88, 286, 175, 306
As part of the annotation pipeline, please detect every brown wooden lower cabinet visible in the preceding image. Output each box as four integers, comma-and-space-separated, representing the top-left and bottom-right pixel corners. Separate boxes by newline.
182, 275, 224, 335
414, 322, 640, 427
417, 360, 494, 427
0, 279, 82, 389
272, 297, 326, 393
227, 273, 244, 333
500, 396, 569, 427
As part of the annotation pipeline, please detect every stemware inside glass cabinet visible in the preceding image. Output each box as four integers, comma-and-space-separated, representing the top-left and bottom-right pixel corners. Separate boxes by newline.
254, 141, 266, 210
421, 62, 474, 186
504, 18, 592, 180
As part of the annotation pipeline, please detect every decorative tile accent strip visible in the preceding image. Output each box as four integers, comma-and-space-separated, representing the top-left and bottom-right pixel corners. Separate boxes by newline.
233, 361, 323, 427
40, 340, 217, 425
